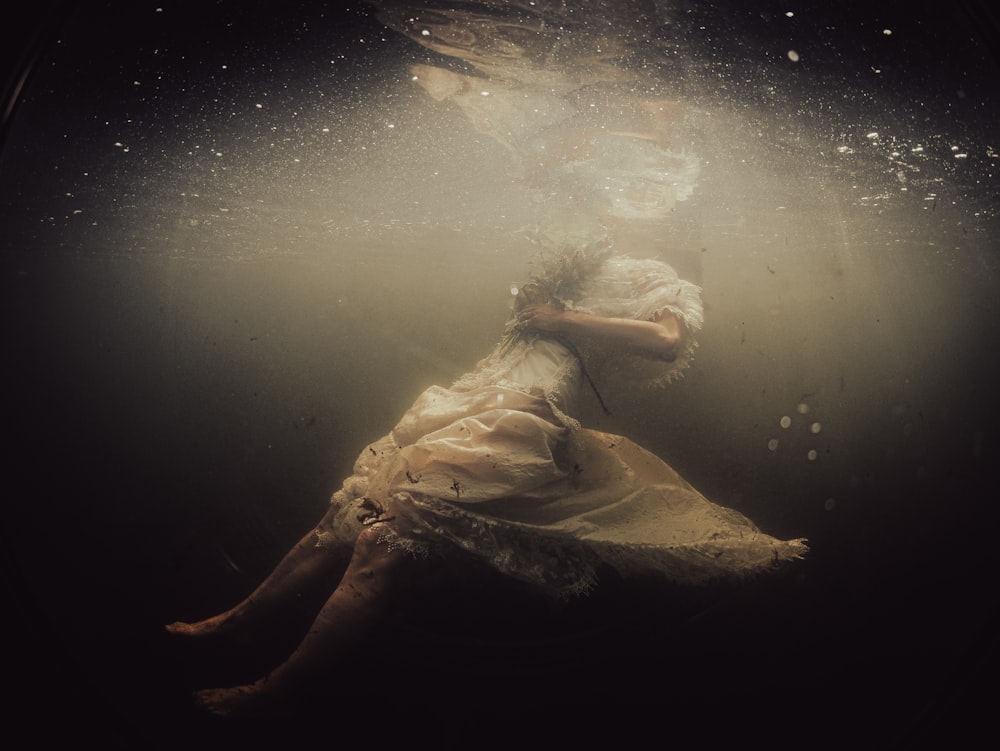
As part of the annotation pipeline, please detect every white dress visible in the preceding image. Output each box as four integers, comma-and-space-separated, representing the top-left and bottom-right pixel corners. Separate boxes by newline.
318, 257, 807, 597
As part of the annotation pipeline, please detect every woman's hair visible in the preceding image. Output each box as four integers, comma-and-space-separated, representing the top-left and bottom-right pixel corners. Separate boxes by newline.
525, 235, 616, 306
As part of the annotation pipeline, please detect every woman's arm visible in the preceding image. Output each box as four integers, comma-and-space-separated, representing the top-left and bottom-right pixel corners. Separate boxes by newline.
517, 303, 682, 361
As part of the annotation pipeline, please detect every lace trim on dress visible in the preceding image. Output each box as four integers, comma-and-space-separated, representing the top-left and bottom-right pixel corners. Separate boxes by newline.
391, 492, 601, 598
387, 490, 806, 599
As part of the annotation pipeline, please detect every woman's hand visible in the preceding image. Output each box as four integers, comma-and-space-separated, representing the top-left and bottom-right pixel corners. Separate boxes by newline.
517, 303, 566, 334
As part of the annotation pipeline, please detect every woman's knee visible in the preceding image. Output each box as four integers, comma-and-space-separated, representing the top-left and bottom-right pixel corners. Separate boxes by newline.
315, 502, 343, 536
353, 524, 389, 553
320, 494, 420, 579
347, 524, 407, 577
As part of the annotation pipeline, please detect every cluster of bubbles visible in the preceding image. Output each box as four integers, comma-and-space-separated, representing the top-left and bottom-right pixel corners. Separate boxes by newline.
768, 401, 822, 458
767, 401, 837, 511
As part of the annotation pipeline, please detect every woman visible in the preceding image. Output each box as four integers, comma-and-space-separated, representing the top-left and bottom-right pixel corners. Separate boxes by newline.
166, 247, 807, 717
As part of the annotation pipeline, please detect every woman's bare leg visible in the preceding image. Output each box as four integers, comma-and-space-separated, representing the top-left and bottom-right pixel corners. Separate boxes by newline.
192, 523, 422, 718
165, 504, 353, 644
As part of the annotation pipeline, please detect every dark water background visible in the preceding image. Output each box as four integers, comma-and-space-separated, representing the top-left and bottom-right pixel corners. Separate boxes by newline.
2, 0, 999, 745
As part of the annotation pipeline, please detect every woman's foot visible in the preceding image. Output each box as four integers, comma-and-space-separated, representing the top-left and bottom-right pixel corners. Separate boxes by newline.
165, 609, 240, 640
193, 678, 292, 720
164, 612, 280, 689
164, 611, 265, 657
193, 680, 262, 719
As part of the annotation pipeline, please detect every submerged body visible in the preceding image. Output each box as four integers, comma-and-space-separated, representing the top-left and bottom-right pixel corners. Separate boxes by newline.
167, 252, 806, 717
322, 254, 805, 597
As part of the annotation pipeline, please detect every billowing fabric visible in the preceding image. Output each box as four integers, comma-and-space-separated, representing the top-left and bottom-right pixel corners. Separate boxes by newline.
319, 256, 806, 597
